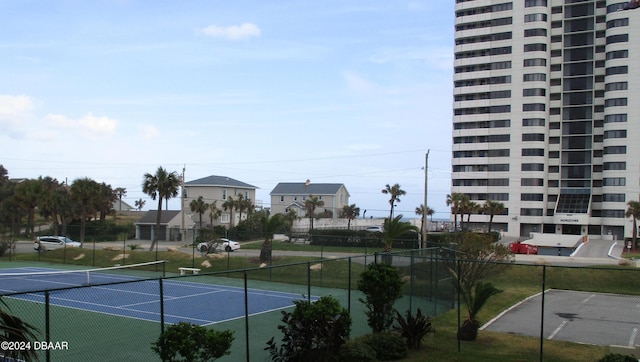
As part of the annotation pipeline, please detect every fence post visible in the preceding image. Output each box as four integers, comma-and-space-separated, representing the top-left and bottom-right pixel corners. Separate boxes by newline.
307, 261, 311, 303
540, 265, 546, 362
457, 258, 461, 353
348, 258, 352, 314
244, 271, 250, 362
45, 291, 51, 362
159, 278, 165, 334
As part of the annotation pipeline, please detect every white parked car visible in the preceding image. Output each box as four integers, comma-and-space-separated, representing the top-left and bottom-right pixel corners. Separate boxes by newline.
197, 238, 240, 253
34, 236, 81, 251
364, 226, 384, 233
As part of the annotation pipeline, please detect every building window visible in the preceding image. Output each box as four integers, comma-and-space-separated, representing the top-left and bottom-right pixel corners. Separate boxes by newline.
606, 34, 628, 45
522, 163, 544, 171
523, 73, 546, 82
603, 130, 627, 139
522, 134, 545, 142
606, 66, 628, 76
280, 195, 284, 202
602, 194, 625, 202
604, 98, 627, 108
223, 189, 227, 200
523, 88, 546, 97
603, 162, 626, 171
603, 178, 626, 186
604, 114, 627, 123
524, 43, 547, 52
522, 149, 545, 156
603, 146, 627, 155
523, 118, 545, 126
524, 13, 547, 22
521, 194, 544, 201
521, 178, 544, 186
523, 104, 545, 112
605, 82, 628, 92
520, 208, 544, 216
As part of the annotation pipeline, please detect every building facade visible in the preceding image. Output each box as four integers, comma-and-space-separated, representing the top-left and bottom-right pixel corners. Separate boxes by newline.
269, 182, 350, 218
452, 0, 640, 239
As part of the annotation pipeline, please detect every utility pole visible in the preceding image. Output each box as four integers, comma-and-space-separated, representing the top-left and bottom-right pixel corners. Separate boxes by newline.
181, 165, 185, 242
422, 150, 429, 248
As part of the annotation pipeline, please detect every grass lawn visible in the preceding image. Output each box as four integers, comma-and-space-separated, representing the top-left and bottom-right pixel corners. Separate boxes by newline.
1, 244, 634, 361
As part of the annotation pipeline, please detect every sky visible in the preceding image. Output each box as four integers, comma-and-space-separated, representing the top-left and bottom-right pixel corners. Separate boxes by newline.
0, 0, 454, 219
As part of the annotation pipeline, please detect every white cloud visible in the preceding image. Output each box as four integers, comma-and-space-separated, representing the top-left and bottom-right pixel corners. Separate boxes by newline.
140, 124, 159, 140
46, 112, 118, 138
0, 94, 33, 119
343, 71, 376, 93
200, 23, 261, 40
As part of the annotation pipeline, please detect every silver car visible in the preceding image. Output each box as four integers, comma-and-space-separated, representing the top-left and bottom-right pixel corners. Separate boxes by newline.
34, 236, 81, 251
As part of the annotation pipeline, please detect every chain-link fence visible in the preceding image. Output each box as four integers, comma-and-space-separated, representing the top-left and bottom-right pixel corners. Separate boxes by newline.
1, 251, 639, 361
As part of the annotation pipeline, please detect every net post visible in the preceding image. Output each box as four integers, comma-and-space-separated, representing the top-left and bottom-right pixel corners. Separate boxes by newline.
45, 290, 51, 362
86, 270, 90, 285
307, 261, 311, 303
159, 278, 165, 334
162, 260, 166, 278
244, 271, 250, 362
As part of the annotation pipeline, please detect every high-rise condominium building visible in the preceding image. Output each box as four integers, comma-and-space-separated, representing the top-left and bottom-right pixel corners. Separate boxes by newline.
452, 0, 639, 239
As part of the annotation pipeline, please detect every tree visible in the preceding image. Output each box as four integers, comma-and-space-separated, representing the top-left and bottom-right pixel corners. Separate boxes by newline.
382, 183, 406, 221
626, 200, 640, 249
134, 198, 146, 211
358, 262, 404, 333
114, 187, 127, 211
259, 212, 286, 262
152, 322, 234, 362
235, 194, 253, 224
142, 167, 180, 251
0, 298, 40, 362
70, 178, 100, 246
14, 178, 44, 237
456, 281, 502, 341
444, 232, 511, 341
222, 196, 236, 228
265, 296, 351, 361
415, 204, 434, 241
190, 196, 209, 229
483, 200, 505, 233
446, 192, 467, 231
283, 208, 298, 242
95, 182, 116, 222
382, 214, 419, 262
208, 201, 221, 228
340, 204, 360, 230
304, 195, 324, 231
463, 200, 480, 231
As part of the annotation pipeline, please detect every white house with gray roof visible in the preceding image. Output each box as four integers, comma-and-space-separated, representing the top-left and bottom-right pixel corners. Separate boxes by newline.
182, 175, 258, 227
269, 182, 350, 219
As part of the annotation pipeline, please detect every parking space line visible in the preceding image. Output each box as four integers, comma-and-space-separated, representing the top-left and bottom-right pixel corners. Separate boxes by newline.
629, 328, 638, 347
548, 320, 567, 340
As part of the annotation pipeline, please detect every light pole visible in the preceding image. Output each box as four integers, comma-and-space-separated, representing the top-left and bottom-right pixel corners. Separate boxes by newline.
422, 150, 429, 249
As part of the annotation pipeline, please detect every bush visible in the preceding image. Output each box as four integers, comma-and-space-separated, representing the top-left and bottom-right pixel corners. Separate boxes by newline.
599, 353, 638, 362
393, 308, 435, 349
355, 332, 408, 361
358, 263, 404, 333
0, 240, 13, 257
266, 295, 351, 362
151, 322, 234, 362
338, 339, 377, 362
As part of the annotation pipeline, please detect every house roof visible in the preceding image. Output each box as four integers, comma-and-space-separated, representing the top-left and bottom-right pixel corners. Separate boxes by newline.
185, 175, 257, 189
270, 182, 348, 196
137, 210, 181, 225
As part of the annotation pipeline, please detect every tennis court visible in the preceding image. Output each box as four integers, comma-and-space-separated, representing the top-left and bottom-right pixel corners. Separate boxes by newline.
0, 263, 317, 326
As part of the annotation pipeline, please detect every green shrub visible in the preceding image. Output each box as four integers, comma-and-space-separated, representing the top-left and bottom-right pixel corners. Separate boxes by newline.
338, 339, 376, 362
127, 244, 140, 250
598, 353, 637, 362
0, 240, 13, 257
358, 262, 404, 333
393, 308, 435, 349
266, 295, 351, 362
359, 332, 408, 361
151, 322, 234, 361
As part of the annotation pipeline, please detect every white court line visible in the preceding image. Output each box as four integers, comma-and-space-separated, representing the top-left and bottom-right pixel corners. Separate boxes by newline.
582, 294, 596, 304
547, 320, 567, 340
629, 328, 638, 347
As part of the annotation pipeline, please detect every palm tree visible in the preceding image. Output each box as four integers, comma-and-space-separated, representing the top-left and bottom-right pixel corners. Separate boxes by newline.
70, 178, 100, 246
340, 204, 360, 230
142, 166, 181, 251
483, 200, 505, 233
626, 200, 640, 250
446, 192, 467, 231
96, 182, 116, 222
283, 208, 298, 241
415, 204, 434, 241
0, 298, 40, 362
114, 187, 127, 211
189, 196, 209, 229
134, 198, 146, 211
382, 183, 406, 221
304, 195, 324, 231
259, 213, 286, 262
382, 214, 419, 254
208, 201, 221, 228
222, 196, 236, 227
14, 178, 44, 237
464, 201, 480, 231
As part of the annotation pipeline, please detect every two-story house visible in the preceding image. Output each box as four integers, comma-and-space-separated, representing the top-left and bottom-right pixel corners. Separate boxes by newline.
269, 182, 350, 218
182, 175, 258, 228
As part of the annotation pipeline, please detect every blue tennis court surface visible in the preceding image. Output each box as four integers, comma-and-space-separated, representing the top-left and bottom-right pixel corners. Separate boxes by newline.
1, 267, 317, 325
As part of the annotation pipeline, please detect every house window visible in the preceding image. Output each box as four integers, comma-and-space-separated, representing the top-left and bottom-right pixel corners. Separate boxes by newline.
302, 196, 306, 201
221, 214, 230, 223
222, 189, 227, 200
280, 196, 284, 202
294, 196, 297, 201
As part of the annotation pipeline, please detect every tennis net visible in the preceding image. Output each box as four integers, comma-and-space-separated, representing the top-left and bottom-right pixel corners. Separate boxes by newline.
0, 260, 166, 295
